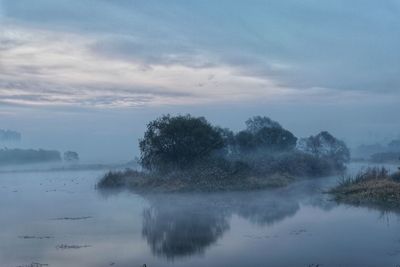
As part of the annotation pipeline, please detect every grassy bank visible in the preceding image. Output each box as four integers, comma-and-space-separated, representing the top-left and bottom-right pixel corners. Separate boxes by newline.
97, 167, 295, 193
330, 167, 400, 208
97, 152, 345, 193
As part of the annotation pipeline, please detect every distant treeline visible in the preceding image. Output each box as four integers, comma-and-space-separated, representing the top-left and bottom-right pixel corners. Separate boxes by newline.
0, 129, 21, 142
355, 138, 400, 163
0, 148, 61, 165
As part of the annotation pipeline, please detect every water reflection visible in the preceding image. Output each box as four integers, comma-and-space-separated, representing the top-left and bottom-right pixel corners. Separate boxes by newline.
142, 205, 229, 259
3, 168, 400, 266
140, 189, 304, 259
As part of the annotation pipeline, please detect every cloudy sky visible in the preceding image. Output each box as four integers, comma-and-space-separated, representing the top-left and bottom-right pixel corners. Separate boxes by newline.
1, 0, 399, 161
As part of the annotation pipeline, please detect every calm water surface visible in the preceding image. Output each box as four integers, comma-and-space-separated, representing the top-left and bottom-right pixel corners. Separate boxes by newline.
1, 163, 400, 267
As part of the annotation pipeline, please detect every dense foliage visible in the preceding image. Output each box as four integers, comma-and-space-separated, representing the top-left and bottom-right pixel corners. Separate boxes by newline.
235, 126, 297, 152
139, 114, 348, 176
100, 114, 351, 192
139, 114, 224, 172
245, 116, 282, 133
297, 131, 350, 167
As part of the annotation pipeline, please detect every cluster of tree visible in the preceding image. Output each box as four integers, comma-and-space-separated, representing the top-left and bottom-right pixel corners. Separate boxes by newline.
0, 129, 21, 142
63, 151, 79, 162
0, 148, 61, 165
139, 114, 350, 178
297, 131, 350, 167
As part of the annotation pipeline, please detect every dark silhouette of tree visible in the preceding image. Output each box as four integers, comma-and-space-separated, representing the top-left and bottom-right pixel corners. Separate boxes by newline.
142, 206, 229, 259
63, 151, 79, 162
297, 131, 350, 165
245, 116, 282, 133
139, 114, 224, 172
235, 130, 258, 151
236, 117, 297, 152
214, 127, 236, 156
254, 127, 297, 151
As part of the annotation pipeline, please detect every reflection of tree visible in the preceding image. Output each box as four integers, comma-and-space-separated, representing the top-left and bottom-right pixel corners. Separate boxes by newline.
142, 205, 229, 260
237, 197, 299, 226
141, 191, 303, 259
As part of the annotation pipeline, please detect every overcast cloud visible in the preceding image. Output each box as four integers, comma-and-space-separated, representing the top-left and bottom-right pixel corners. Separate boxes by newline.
1, 0, 399, 161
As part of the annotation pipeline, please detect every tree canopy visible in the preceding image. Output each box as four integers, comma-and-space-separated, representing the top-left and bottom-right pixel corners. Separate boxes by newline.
245, 116, 282, 133
139, 114, 224, 171
236, 118, 297, 152
297, 131, 350, 165
138, 114, 349, 175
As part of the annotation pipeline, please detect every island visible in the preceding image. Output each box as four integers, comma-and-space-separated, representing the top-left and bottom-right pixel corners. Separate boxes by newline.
98, 114, 350, 192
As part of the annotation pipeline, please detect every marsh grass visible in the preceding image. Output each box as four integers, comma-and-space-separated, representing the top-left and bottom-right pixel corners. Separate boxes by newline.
335, 167, 389, 188
330, 167, 400, 208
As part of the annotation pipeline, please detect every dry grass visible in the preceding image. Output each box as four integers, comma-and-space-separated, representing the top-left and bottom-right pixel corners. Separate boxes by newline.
330, 167, 400, 207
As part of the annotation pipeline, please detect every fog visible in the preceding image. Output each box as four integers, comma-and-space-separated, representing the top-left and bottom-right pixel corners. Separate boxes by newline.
1, 101, 399, 163
1, 0, 400, 163
3, 2, 400, 266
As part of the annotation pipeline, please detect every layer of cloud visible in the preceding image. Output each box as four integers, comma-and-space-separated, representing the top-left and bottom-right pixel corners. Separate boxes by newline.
1, 0, 400, 109
1, 25, 288, 108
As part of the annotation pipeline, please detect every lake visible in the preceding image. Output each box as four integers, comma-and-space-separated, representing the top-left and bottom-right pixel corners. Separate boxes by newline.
1, 163, 400, 267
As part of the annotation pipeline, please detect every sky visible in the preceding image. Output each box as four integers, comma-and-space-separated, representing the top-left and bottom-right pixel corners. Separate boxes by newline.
1, 0, 400, 162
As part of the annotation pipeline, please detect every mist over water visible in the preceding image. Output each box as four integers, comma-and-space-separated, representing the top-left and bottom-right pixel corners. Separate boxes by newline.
0, 163, 399, 267
2, 1, 400, 266
1, 103, 400, 164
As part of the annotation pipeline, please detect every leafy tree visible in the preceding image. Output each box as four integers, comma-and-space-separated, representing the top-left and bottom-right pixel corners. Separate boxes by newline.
236, 117, 297, 152
139, 114, 224, 171
245, 116, 282, 133
214, 127, 236, 156
254, 127, 297, 151
297, 131, 350, 165
235, 130, 258, 151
